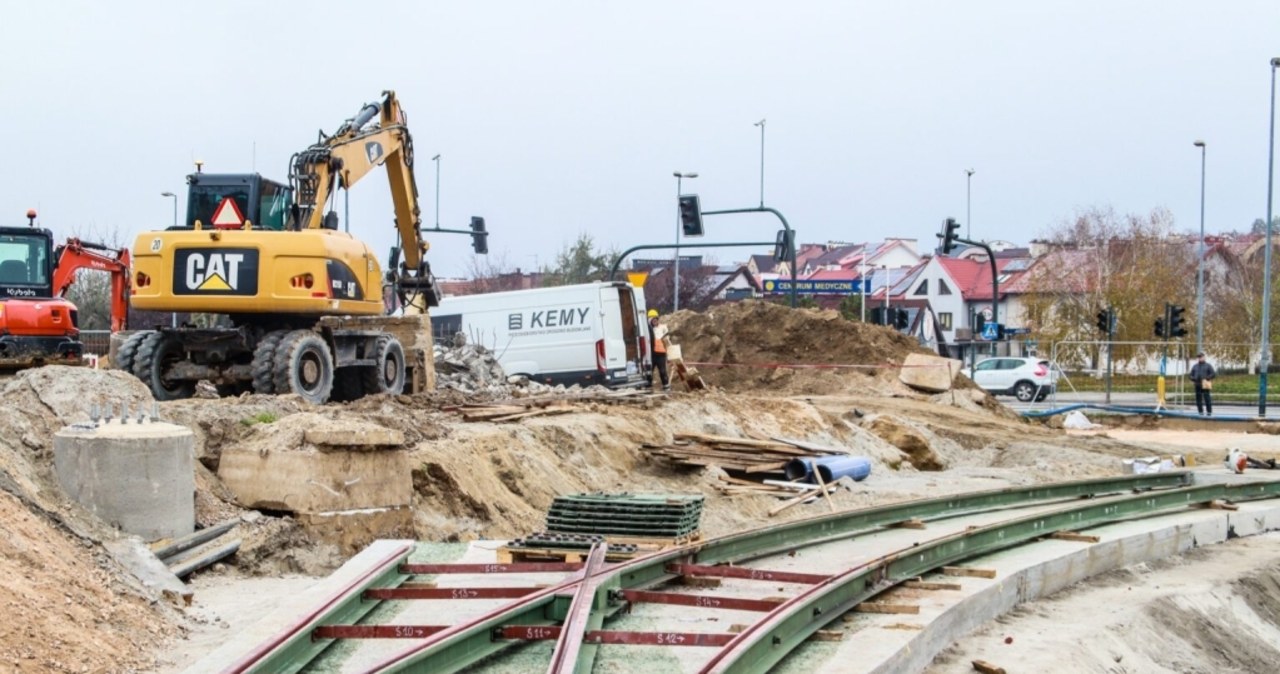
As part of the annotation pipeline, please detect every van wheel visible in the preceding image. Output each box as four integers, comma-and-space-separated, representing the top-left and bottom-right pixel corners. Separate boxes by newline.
362, 336, 405, 395
132, 333, 195, 401
1013, 380, 1037, 402
273, 331, 334, 404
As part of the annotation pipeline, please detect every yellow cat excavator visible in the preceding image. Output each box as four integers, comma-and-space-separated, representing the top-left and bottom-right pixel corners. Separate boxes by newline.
121, 90, 439, 403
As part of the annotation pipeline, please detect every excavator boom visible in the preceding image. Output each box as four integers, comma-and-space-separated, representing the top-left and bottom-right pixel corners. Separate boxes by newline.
52, 239, 131, 332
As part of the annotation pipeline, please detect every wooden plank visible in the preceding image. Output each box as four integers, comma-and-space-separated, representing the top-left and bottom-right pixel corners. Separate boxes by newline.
972, 660, 1006, 674
768, 486, 833, 516
890, 518, 927, 530
742, 461, 791, 474
1049, 531, 1101, 543
678, 575, 723, 588
813, 465, 837, 513
904, 580, 962, 591
854, 602, 920, 615
942, 566, 998, 579
769, 436, 851, 455
809, 630, 844, 642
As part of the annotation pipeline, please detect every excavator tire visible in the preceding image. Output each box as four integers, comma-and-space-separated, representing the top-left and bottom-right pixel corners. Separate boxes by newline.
362, 335, 406, 395
272, 330, 334, 404
132, 333, 195, 401
330, 368, 366, 403
251, 330, 287, 394
115, 332, 147, 375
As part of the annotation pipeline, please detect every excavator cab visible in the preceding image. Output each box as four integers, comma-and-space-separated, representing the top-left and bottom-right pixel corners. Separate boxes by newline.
184, 173, 295, 231
0, 228, 54, 298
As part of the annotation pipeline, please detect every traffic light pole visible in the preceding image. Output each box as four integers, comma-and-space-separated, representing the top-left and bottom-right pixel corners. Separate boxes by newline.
1106, 309, 1114, 406
954, 236, 999, 353
700, 207, 798, 308
608, 241, 777, 282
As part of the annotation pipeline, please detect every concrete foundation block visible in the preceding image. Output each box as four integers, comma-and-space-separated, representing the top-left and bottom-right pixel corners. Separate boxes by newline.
53, 419, 195, 541
296, 507, 415, 555
217, 445, 412, 513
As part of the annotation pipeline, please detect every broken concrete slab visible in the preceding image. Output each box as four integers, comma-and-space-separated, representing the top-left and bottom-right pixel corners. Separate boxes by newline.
898, 353, 963, 393
104, 537, 191, 606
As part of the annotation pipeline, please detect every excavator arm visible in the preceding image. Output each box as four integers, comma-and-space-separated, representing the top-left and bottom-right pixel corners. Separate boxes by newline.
52, 239, 131, 331
290, 90, 427, 269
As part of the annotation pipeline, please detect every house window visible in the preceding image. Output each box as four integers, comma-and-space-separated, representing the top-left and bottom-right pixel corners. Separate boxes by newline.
939, 312, 953, 330
938, 279, 952, 295
914, 279, 928, 295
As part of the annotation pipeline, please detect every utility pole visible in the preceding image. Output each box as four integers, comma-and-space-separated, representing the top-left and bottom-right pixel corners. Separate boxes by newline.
432, 154, 442, 229
673, 171, 698, 312
1260, 58, 1279, 417
754, 119, 766, 207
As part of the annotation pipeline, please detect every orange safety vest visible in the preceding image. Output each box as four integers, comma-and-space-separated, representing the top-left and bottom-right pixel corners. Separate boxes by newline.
650, 320, 667, 354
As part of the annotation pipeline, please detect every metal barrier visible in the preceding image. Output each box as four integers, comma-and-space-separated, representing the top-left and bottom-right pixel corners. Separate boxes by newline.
80, 330, 112, 358
1049, 339, 1280, 409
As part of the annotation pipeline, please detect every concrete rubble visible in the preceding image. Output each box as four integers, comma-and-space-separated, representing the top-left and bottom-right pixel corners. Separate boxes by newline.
433, 332, 510, 394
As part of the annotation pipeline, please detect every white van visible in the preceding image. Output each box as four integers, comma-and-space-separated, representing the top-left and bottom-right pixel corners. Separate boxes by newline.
433, 282, 651, 388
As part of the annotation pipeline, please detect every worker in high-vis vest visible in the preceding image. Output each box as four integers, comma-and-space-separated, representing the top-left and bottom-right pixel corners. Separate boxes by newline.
648, 309, 671, 391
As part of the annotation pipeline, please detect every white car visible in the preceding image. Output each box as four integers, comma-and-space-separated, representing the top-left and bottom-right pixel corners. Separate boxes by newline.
968, 357, 1058, 402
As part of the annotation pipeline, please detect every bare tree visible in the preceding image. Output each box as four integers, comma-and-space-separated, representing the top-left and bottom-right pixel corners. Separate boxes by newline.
1020, 206, 1194, 368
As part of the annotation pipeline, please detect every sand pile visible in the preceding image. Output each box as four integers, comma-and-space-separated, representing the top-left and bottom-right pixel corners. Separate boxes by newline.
665, 301, 935, 395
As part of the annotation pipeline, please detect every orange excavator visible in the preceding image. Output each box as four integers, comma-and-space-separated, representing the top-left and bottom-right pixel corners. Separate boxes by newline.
0, 210, 131, 369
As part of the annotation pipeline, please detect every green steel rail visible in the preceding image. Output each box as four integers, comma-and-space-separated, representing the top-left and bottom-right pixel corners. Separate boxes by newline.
364, 472, 1191, 673
228, 541, 414, 674
701, 478, 1280, 673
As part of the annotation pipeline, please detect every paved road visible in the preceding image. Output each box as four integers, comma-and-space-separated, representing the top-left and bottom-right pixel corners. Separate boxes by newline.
999, 390, 1280, 419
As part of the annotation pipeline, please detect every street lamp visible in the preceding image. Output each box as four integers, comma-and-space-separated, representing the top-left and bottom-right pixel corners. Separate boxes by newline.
161, 191, 178, 327
160, 191, 177, 228
1194, 140, 1206, 353
432, 154, 442, 229
1261, 58, 1280, 417
965, 169, 975, 240
882, 265, 890, 325
754, 119, 766, 207
673, 171, 698, 312
860, 257, 867, 322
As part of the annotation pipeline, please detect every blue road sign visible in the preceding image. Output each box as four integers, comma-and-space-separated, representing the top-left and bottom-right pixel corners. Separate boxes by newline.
981, 322, 998, 340
763, 279, 871, 295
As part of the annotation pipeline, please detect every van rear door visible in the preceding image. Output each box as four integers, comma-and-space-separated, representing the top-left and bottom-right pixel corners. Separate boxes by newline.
599, 286, 645, 387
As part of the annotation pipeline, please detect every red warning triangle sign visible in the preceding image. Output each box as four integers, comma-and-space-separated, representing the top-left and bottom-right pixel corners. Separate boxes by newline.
211, 197, 245, 228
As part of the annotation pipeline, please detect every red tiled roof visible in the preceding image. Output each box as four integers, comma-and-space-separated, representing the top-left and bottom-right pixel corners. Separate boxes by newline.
804, 268, 859, 281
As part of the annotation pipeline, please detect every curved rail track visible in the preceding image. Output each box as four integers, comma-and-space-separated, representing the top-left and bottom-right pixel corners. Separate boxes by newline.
219, 472, 1280, 673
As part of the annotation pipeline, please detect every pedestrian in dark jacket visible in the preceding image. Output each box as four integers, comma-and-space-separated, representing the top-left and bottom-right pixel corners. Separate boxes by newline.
1189, 352, 1216, 416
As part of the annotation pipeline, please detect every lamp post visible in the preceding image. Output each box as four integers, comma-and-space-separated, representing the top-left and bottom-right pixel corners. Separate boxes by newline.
161, 191, 178, 327
754, 119, 766, 207
860, 257, 867, 322
882, 265, 890, 325
1262, 58, 1280, 417
431, 154, 442, 229
673, 171, 698, 312
1194, 140, 1207, 353
965, 169, 975, 240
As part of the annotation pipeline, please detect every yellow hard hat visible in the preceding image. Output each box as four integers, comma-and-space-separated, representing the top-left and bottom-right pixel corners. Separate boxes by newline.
647, 309, 658, 318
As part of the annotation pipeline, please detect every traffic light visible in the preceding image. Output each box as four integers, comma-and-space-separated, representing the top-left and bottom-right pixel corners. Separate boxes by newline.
469, 216, 488, 254
773, 229, 794, 262
938, 217, 961, 255
1154, 317, 1166, 339
1095, 307, 1114, 335
678, 194, 704, 237
974, 311, 986, 335
893, 307, 909, 330
1169, 304, 1187, 338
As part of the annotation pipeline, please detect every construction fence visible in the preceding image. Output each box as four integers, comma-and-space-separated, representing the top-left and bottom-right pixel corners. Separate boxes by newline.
1049, 340, 1280, 408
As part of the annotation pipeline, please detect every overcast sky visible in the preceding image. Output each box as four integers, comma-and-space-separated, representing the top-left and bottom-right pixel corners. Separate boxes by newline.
3, 1, 1279, 278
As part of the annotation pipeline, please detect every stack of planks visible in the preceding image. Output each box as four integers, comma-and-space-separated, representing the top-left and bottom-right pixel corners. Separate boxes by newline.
448, 389, 664, 423
639, 433, 845, 480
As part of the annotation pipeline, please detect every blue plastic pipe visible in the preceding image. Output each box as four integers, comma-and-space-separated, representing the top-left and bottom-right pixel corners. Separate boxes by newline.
785, 456, 872, 484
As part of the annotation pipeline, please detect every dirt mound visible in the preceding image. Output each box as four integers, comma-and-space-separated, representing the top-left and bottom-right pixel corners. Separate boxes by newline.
666, 301, 935, 395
